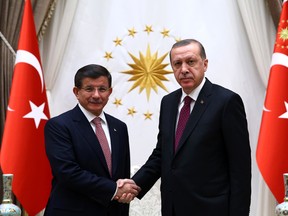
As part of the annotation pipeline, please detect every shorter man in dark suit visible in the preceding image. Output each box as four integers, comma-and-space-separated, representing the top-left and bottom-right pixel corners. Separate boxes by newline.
119, 39, 251, 216
44, 64, 140, 216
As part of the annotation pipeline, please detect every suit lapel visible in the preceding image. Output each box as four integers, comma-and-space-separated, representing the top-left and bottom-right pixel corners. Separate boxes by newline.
169, 90, 182, 156
175, 79, 213, 154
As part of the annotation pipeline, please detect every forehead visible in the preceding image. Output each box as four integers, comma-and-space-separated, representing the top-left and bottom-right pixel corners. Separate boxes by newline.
81, 76, 109, 86
171, 43, 201, 60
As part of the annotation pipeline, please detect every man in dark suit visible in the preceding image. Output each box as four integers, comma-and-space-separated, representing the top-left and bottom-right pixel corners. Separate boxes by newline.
44, 64, 140, 216
124, 39, 251, 216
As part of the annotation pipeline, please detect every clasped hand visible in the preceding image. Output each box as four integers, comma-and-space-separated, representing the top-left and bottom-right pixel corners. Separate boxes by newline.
114, 179, 141, 203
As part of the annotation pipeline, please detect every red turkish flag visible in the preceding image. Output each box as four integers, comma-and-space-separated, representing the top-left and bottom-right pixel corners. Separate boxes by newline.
0, 0, 52, 215
257, 0, 288, 203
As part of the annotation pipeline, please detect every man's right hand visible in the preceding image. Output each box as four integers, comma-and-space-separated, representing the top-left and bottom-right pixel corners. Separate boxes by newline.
114, 179, 141, 203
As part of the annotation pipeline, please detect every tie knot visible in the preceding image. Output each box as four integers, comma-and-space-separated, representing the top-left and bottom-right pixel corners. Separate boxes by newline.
93, 117, 102, 125
184, 96, 192, 105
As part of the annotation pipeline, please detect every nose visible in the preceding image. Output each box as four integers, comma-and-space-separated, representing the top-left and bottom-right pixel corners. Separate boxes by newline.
91, 89, 101, 97
180, 63, 189, 74
181, 70, 189, 75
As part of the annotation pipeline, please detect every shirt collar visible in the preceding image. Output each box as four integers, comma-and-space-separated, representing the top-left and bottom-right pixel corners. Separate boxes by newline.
180, 77, 206, 102
78, 104, 107, 124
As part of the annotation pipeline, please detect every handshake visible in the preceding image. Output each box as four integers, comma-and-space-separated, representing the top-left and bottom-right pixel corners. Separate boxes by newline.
114, 179, 141, 203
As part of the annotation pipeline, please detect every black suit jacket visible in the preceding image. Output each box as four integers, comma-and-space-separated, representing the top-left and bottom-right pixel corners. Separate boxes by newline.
133, 79, 251, 216
44, 105, 130, 216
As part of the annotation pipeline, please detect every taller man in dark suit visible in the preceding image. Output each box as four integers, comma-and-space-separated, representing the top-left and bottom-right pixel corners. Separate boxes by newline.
129, 39, 251, 216
44, 64, 140, 216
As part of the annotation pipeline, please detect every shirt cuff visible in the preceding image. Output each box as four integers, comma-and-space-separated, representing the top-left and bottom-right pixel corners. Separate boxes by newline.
111, 185, 118, 200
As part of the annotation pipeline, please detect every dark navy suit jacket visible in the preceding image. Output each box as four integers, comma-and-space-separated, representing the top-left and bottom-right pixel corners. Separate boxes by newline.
44, 105, 130, 216
133, 78, 251, 216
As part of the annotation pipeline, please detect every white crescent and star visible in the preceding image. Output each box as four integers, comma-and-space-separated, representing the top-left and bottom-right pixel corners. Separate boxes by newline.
270, 52, 288, 68
279, 102, 288, 119
263, 52, 288, 119
8, 49, 48, 128
15, 49, 44, 91
23, 101, 48, 128
263, 105, 271, 112
262, 102, 288, 119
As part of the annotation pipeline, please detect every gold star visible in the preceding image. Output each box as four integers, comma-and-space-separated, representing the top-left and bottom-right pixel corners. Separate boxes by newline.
104, 52, 113, 60
113, 37, 122, 46
128, 28, 137, 37
122, 44, 173, 100
113, 98, 122, 107
144, 25, 153, 35
279, 27, 288, 41
144, 111, 153, 120
161, 28, 170, 38
128, 107, 137, 116
175, 37, 182, 42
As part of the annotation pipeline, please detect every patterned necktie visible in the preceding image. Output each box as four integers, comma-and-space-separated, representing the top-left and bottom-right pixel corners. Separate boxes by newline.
93, 117, 112, 176
175, 96, 193, 152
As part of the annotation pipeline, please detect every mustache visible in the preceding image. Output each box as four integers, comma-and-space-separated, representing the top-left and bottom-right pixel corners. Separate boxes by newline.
179, 74, 194, 79
88, 99, 102, 103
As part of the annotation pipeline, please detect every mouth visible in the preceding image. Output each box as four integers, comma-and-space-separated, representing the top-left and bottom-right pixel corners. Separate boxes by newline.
180, 77, 193, 81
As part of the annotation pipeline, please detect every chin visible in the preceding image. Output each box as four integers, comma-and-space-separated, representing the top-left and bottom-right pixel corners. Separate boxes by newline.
182, 86, 194, 94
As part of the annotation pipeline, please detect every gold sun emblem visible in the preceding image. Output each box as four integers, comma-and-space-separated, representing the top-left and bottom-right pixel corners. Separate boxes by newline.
279, 27, 288, 41
122, 44, 173, 100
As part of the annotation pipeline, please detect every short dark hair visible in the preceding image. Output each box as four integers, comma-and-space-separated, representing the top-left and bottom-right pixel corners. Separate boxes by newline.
169, 39, 206, 61
74, 64, 112, 88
